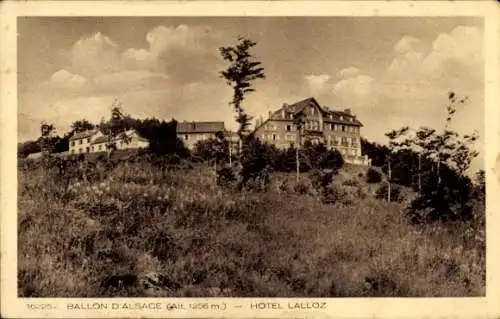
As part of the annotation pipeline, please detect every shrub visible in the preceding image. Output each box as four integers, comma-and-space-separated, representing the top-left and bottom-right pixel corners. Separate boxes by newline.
407, 167, 474, 224
309, 169, 338, 203
192, 133, 230, 165
375, 183, 404, 203
310, 169, 334, 192
302, 141, 344, 171
238, 136, 274, 191
217, 166, 236, 188
366, 167, 382, 183
293, 181, 310, 195
342, 178, 359, 187
322, 185, 343, 204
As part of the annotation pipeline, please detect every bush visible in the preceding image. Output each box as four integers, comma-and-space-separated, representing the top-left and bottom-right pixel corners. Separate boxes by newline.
375, 183, 404, 203
238, 136, 274, 191
217, 166, 236, 188
192, 133, 230, 165
302, 141, 344, 171
293, 181, 310, 195
309, 169, 334, 192
366, 167, 382, 183
309, 169, 338, 203
342, 178, 359, 187
322, 185, 343, 204
406, 167, 474, 224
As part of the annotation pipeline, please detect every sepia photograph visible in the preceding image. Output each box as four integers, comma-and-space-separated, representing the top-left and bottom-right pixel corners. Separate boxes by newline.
14, 14, 488, 299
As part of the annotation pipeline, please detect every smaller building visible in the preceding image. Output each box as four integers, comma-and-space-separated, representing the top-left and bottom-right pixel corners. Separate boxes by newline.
25, 152, 43, 160
177, 121, 226, 150
69, 128, 149, 154
69, 129, 102, 154
113, 130, 150, 150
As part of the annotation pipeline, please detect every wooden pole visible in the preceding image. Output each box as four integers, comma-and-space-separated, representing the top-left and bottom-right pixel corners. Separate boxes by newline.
387, 155, 391, 203
296, 146, 300, 182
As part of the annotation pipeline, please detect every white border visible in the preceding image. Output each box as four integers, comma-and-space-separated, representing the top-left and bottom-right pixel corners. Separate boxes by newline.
1, 1, 499, 318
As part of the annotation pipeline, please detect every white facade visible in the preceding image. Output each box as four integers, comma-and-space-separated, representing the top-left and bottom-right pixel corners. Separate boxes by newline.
69, 129, 149, 154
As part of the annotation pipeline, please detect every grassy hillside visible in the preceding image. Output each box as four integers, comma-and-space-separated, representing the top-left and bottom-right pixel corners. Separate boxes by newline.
18, 157, 485, 297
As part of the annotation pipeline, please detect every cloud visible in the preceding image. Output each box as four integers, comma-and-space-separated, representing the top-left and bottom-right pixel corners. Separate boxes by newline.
304, 74, 331, 93
122, 24, 221, 82
93, 70, 169, 92
50, 69, 88, 89
334, 74, 373, 97
69, 32, 122, 78
330, 25, 484, 172
393, 35, 423, 55
338, 67, 361, 79
45, 24, 222, 97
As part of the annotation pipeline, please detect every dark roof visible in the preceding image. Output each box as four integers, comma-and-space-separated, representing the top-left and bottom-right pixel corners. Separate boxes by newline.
177, 121, 226, 134
260, 97, 363, 128
69, 129, 99, 141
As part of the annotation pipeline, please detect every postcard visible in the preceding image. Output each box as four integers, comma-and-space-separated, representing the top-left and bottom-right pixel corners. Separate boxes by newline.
1, 1, 499, 318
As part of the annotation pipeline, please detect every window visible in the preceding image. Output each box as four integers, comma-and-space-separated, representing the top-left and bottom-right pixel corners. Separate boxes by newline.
286, 124, 291, 131
352, 138, 358, 146
71, 149, 75, 154
342, 125, 346, 132
79, 148, 82, 153
87, 138, 90, 143
184, 134, 189, 140
98, 145, 102, 151
91, 146, 94, 152
79, 139, 82, 145
71, 141, 75, 147
86, 147, 90, 153
341, 137, 348, 146
272, 134, 278, 141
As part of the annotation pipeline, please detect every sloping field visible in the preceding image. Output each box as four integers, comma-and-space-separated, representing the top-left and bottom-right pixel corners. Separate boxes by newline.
17, 159, 485, 297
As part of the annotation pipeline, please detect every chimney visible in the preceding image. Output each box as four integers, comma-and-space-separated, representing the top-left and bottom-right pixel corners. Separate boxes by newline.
344, 108, 351, 115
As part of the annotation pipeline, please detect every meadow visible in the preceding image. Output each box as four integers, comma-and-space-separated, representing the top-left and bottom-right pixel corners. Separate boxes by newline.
17, 153, 485, 297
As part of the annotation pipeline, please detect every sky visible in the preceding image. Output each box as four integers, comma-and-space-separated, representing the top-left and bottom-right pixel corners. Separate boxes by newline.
18, 16, 484, 171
